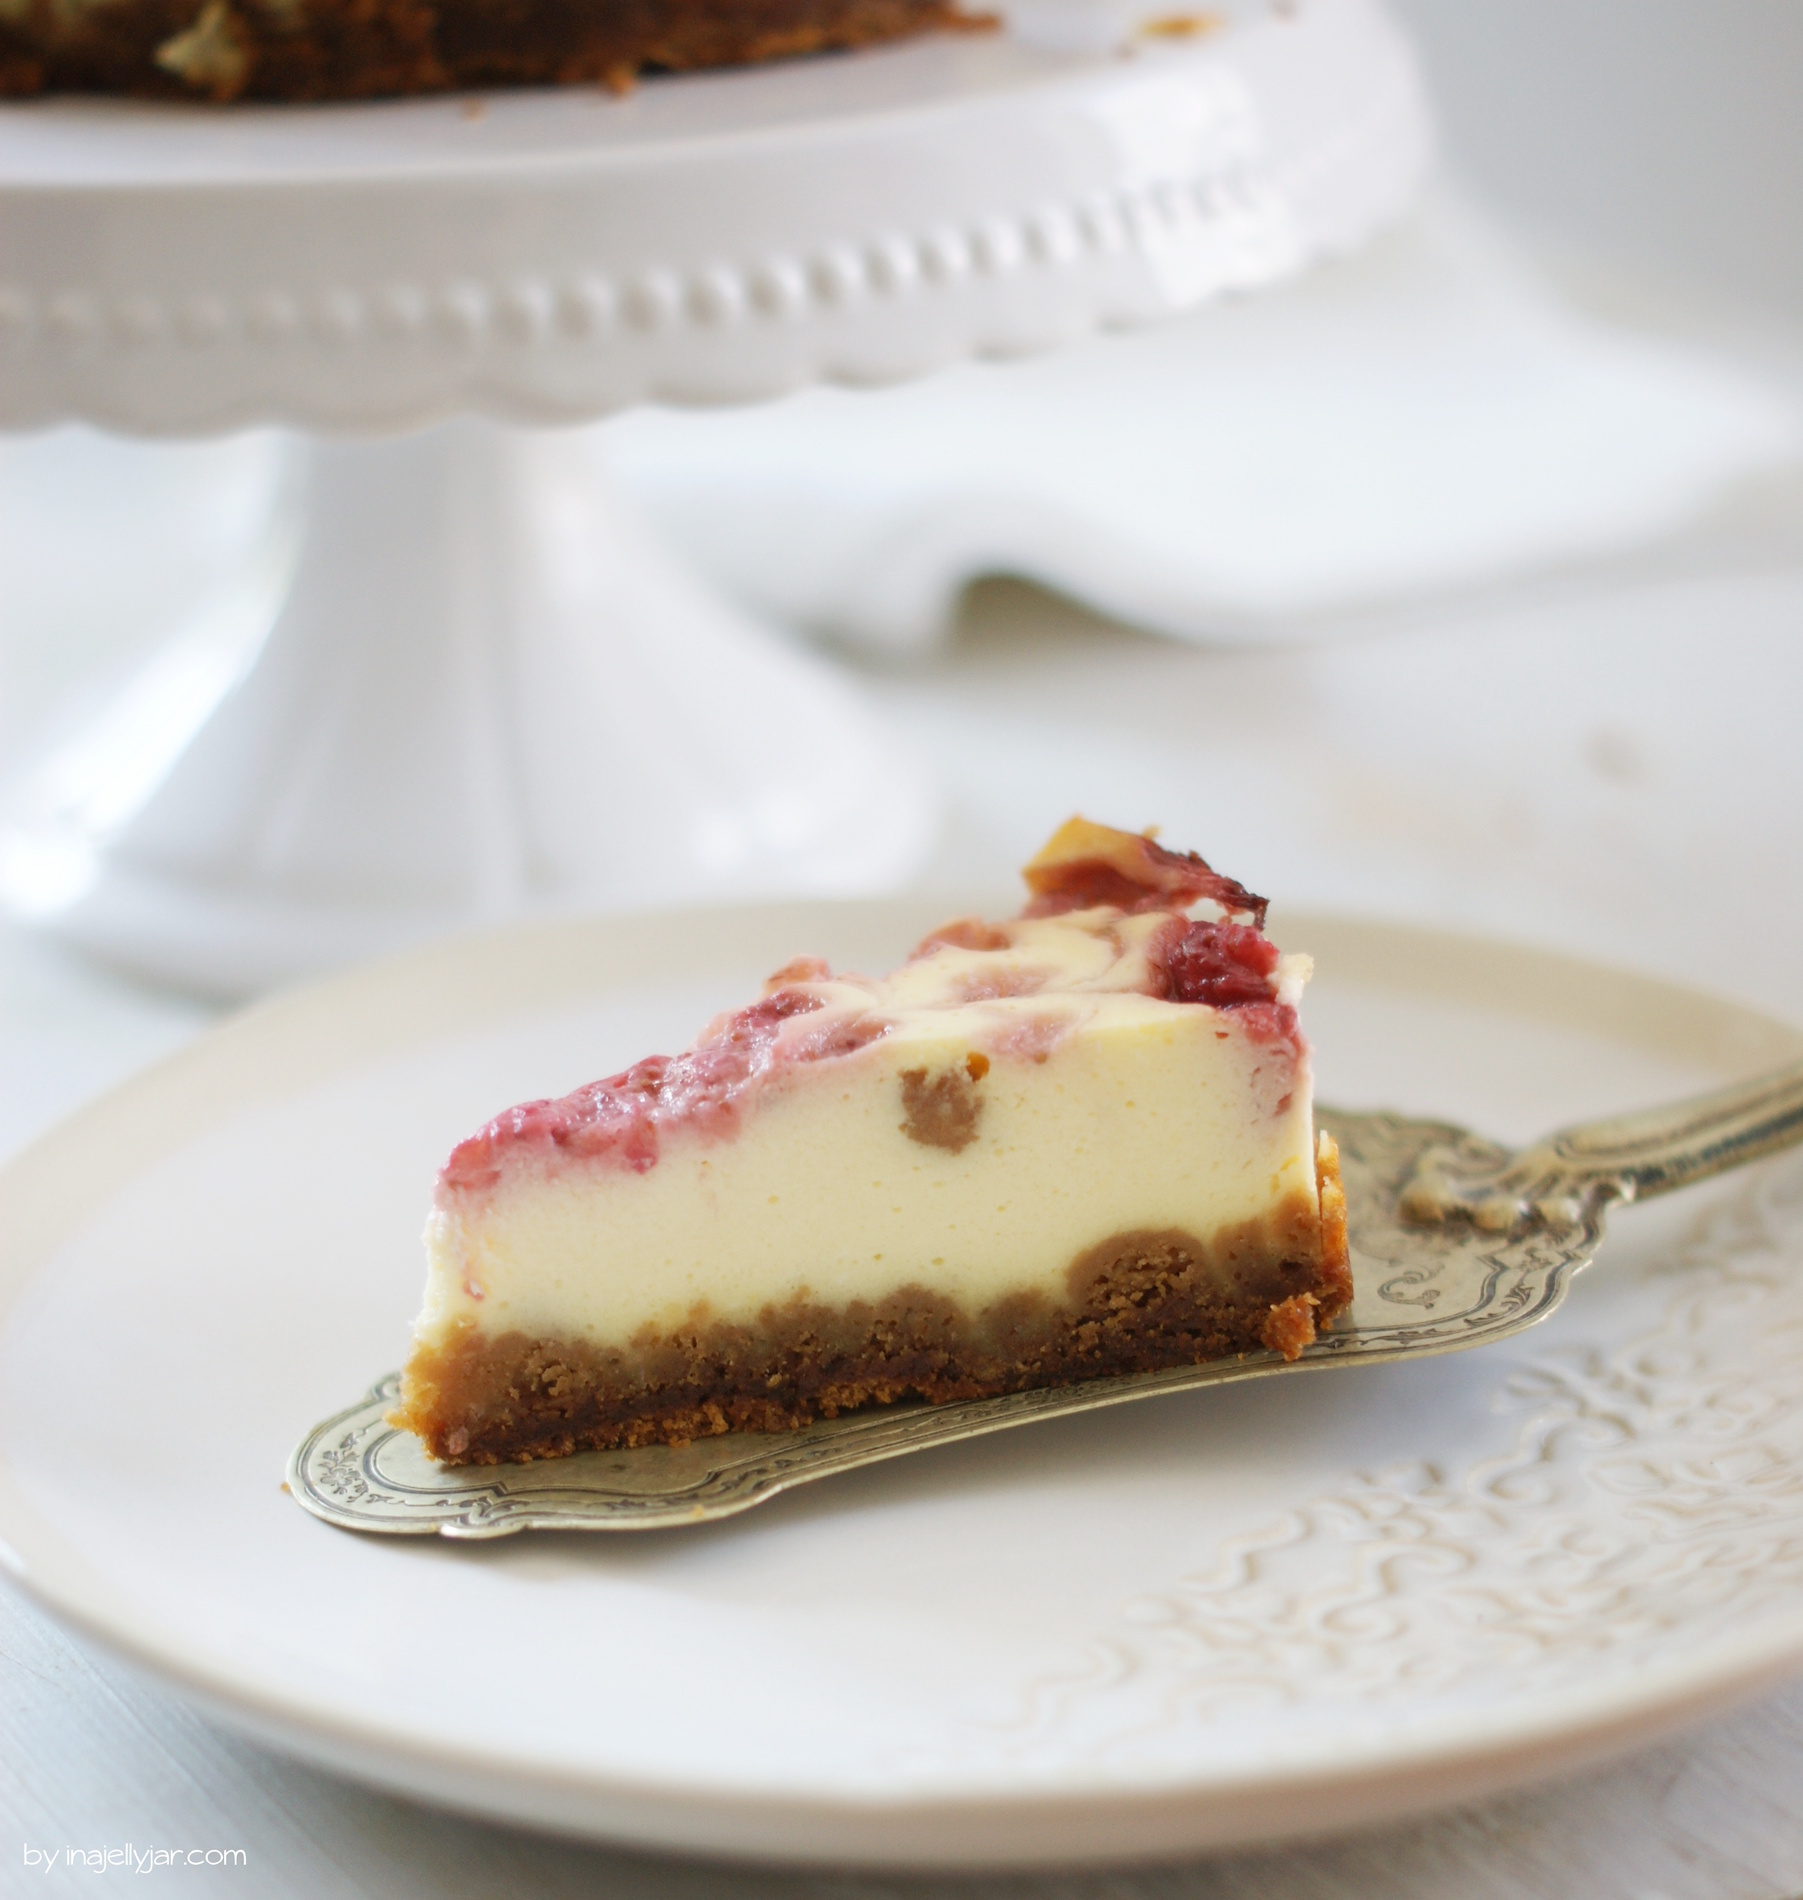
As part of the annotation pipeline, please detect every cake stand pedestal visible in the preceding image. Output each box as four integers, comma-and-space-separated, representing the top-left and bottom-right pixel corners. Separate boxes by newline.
2, 422, 925, 992
0, 0, 1429, 994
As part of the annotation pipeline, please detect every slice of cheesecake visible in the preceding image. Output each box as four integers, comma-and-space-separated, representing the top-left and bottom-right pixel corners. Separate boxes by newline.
392, 819, 1350, 1464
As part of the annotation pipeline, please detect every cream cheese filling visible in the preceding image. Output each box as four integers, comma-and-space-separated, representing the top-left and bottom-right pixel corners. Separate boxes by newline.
416, 993, 1316, 1355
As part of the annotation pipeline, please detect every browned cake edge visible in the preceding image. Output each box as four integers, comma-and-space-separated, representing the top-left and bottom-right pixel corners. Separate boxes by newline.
392, 1135, 1353, 1466
1, 0, 988, 103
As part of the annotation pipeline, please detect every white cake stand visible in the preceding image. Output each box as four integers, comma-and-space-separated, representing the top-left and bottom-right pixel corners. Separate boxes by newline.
0, 0, 1428, 994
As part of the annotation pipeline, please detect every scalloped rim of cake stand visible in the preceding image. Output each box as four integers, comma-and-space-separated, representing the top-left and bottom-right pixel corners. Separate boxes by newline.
0, 0, 1432, 434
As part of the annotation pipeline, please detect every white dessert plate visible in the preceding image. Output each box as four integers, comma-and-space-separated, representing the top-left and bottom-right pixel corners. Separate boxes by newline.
3, 900, 1803, 1867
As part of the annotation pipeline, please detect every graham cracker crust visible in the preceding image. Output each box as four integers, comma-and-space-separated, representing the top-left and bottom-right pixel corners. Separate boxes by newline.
395, 1136, 1352, 1465
1, 0, 983, 103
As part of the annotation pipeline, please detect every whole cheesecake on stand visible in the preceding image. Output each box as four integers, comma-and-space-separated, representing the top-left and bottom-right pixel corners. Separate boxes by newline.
0, 0, 1432, 998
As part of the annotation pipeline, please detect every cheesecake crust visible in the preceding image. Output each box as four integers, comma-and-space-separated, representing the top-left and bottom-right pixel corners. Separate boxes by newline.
395, 1136, 1352, 1465
0, 0, 985, 103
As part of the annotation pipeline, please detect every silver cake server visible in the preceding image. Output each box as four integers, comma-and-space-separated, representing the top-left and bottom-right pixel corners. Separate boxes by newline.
288, 1060, 1803, 1538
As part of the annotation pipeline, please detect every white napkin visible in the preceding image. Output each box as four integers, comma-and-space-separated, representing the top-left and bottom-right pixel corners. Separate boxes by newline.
599, 193, 1803, 658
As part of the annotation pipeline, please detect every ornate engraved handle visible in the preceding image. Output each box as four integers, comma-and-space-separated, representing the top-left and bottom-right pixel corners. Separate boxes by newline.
1400, 1059, 1803, 1234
